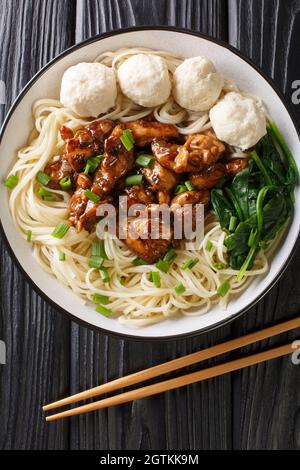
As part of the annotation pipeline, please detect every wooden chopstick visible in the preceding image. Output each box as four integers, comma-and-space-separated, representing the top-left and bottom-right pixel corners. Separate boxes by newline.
43, 316, 300, 416
45, 342, 293, 421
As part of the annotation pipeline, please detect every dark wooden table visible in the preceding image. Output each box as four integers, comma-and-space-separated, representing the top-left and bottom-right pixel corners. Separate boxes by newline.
0, 0, 300, 450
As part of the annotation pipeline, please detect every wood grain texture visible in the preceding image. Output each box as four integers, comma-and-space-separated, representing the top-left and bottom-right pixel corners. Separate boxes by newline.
228, 0, 300, 450
71, 0, 232, 451
0, 0, 76, 450
0, 0, 299, 450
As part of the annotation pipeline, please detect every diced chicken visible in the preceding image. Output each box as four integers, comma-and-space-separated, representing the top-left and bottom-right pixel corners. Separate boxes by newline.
142, 161, 179, 204
126, 120, 179, 146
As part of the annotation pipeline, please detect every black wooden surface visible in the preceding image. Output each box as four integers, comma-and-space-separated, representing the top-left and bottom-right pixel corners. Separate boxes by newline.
0, 0, 299, 450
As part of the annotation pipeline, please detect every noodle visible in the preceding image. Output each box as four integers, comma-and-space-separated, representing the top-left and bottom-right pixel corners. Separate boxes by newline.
7, 47, 273, 327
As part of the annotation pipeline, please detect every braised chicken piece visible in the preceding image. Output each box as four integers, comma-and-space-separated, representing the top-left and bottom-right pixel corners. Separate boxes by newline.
190, 163, 225, 190
124, 210, 172, 263
68, 173, 112, 232
171, 190, 210, 238
190, 159, 248, 189
142, 161, 179, 204
152, 129, 225, 173
225, 158, 248, 175
62, 119, 115, 172
45, 158, 74, 189
122, 185, 155, 209
91, 124, 134, 197
126, 120, 179, 146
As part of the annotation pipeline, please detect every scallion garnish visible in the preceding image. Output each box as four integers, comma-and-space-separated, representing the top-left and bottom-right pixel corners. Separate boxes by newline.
125, 174, 143, 186
181, 258, 199, 270
151, 271, 161, 288
59, 176, 72, 190
96, 305, 111, 317
84, 155, 103, 174
36, 171, 51, 186
135, 154, 154, 168
92, 241, 107, 259
217, 281, 231, 297
59, 251, 66, 261
92, 293, 109, 305
4, 174, 18, 189
205, 240, 213, 252
120, 129, 135, 151
185, 180, 195, 191
229, 215, 237, 232
51, 222, 70, 239
27, 230, 32, 242
88, 255, 104, 269
38, 187, 55, 201
175, 184, 187, 194
212, 261, 226, 270
155, 259, 170, 273
132, 257, 148, 266
116, 274, 125, 285
99, 267, 110, 283
163, 248, 177, 264
84, 189, 100, 203
175, 282, 186, 295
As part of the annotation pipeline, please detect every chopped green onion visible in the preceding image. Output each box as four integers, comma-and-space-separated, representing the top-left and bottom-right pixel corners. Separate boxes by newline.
27, 230, 32, 242
96, 305, 111, 317
59, 251, 66, 261
36, 171, 51, 186
151, 271, 161, 288
229, 215, 237, 232
155, 259, 170, 273
163, 248, 177, 264
132, 257, 148, 266
212, 261, 226, 270
217, 281, 231, 297
116, 274, 125, 285
88, 255, 104, 269
92, 241, 107, 259
135, 154, 154, 168
92, 293, 109, 305
84, 189, 100, 202
181, 258, 199, 270
4, 174, 18, 189
59, 176, 72, 190
185, 180, 195, 191
120, 129, 135, 151
38, 187, 55, 201
125, 174, 143, 186
84, 155, 103, 174
99, 267, 110, 283
51, 222, 70, 239
175, 184, 187, 194
175, 282, 186, 295
205, 240, 213, 252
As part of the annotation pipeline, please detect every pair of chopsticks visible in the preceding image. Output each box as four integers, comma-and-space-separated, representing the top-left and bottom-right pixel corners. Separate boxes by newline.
43, 316, 300, 422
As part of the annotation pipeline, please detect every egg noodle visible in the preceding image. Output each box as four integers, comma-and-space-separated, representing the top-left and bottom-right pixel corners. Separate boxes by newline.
7, 48, 273, 327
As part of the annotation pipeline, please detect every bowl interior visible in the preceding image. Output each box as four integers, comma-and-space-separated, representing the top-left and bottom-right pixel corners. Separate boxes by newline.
0, 29, 299, 339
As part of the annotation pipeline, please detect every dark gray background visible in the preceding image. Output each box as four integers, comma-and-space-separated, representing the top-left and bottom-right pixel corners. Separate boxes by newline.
0, 0, 300, 450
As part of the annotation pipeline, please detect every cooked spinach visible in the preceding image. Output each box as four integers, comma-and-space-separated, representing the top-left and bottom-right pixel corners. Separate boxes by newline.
211, 122, 297, 280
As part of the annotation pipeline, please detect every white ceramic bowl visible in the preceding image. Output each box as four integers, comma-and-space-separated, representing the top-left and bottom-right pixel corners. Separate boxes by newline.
0, 27, 299, 340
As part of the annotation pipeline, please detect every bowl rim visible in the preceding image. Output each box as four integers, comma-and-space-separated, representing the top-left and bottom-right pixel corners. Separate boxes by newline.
0, 25, 299, 342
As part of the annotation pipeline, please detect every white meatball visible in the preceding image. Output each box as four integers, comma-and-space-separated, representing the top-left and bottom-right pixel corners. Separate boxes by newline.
60, 63, 117, 117
173, 56, 224, 112
209, 92, 267, 150
117, 54, 171, 107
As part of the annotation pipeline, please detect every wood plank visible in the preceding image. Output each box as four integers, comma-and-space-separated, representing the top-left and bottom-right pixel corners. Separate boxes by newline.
0, 0, 76, 450
71, 0, 232, 451
228, 0, 300, 450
